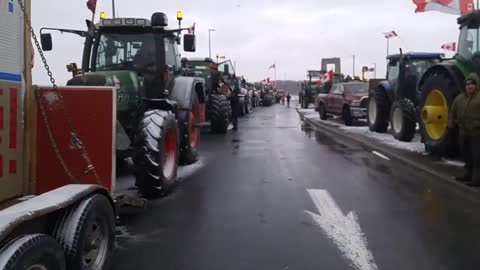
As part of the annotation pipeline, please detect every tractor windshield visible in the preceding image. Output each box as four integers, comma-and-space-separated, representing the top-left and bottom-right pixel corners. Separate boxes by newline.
95, 31, 156, 72
458, 26, 480, 61
188, 61, 212, 77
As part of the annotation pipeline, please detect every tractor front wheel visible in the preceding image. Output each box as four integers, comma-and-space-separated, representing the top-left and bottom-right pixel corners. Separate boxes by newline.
133, 110, 179, 197
419, 73, 460, 157
368, 87, 390, 133
178, 101, 200, 165
390, 98, 416, 142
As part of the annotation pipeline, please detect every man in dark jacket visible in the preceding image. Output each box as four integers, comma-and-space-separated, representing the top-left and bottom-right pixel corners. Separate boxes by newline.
230, 81, 240, 131
449, 73, 480, 186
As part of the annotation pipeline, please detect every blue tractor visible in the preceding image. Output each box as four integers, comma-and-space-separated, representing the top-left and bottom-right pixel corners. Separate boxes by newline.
367, 52, 444, 142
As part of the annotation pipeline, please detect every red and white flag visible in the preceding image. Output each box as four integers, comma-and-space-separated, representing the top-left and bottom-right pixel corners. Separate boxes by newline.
188, 23, 196, 34
268, 64, 276, 70
413, 0, 475, 15
384, 31, 399, 39
441, 42, 457, 51
86, 0, 97, 14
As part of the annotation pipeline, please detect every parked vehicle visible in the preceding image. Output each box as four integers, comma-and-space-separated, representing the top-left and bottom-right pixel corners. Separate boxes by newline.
184, 57, 232, 133
367, 52, 443, 142
42, 12, 203, 196
415, 12, 480, 157
316, 82, 369, 125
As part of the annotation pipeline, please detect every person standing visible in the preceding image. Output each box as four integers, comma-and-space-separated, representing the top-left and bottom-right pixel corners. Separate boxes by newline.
230, 82, 240, 131
449, 73, 480, 187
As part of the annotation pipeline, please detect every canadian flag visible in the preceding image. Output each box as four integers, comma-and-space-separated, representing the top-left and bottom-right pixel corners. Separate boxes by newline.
319, 70, 334, 86
413, 0, 475, 15
441, 42, 457, 51
384, 31, 399, 39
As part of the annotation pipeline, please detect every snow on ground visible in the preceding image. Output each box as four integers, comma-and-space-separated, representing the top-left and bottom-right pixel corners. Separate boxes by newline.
338, 125, 426, 153
441, 158, 465, 168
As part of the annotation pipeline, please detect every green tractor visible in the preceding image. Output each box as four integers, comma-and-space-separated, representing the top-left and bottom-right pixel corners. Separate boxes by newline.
182, 57, 233, 134
417, 11, 480, 156
41, 12, 206, 196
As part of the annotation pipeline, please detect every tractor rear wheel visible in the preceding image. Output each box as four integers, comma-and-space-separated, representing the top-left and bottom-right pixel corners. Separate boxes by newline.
390, 99, 416, 142
419, 73, 460, 157
178, 96, 200, 165
133, 110, 179, 197
208, 94, 230, 134
368, 87, 390, 133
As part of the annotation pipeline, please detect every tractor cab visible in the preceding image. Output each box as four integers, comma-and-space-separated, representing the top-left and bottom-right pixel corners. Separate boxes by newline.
386, 53, 443, 103
40, 13, 196, 100
457, 11, 480, 70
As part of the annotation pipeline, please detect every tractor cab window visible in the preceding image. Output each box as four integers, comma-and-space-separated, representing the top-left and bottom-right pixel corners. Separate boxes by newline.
96, 32, 156, 72
387, 60, 399, 81
458, 26, 480, 61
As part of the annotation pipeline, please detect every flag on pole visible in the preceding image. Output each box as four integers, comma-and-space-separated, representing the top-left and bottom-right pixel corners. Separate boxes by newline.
268, 64, 276, 70
441, 42, 457, 51
86, 0, 98, 13
412, 0, 474, 15
188, 23, 196, 34
384, 31, 399, 39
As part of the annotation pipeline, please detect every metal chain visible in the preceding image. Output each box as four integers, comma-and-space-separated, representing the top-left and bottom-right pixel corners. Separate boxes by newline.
17, 0, 103, 185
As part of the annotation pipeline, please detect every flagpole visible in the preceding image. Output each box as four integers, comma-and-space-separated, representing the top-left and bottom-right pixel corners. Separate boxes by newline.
274, 61, 277, 89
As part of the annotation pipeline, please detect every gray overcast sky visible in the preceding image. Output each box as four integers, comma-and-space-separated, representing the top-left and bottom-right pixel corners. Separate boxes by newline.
31, 0, 459, 84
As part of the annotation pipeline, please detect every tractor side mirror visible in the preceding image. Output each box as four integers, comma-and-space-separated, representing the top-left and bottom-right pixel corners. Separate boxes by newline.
41, 33, 53, 51
183, 34, 196, 52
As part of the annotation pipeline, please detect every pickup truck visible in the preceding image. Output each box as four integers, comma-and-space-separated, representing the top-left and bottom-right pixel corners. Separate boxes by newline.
314, 82, 369, 125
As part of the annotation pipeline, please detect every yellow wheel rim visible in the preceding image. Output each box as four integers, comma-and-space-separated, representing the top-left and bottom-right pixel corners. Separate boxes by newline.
421, 90, 448, 140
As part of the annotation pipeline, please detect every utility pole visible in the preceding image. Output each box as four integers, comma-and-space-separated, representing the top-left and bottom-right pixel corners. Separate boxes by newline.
353, 55, 356, 77
112, 0, 116, 18
373, 63, 377, 79
208, 29, 215, 59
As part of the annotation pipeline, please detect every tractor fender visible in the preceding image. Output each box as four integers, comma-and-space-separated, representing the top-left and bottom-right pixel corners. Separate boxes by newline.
377, 80, 392, 94
170, 77, 206, 110
418, 63, 465, 94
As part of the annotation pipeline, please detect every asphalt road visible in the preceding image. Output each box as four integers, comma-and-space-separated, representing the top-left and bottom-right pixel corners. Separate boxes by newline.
112, 104, 480, 270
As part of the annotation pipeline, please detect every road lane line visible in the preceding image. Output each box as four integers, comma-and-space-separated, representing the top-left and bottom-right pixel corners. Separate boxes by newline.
372, 151, 390, 161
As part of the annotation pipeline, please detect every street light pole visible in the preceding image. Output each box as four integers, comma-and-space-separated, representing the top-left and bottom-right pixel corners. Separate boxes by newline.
112, 0, 116, 18
373, 63, 377, 79
208, 29, 215, 59
353, 55, 356, 77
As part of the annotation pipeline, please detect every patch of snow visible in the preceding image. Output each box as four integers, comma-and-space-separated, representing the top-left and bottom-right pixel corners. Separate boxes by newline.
177, 157, 206, 180
337, 125, 426, 153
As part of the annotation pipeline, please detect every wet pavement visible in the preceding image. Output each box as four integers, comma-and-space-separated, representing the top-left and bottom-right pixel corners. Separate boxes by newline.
112, 104, 480, 270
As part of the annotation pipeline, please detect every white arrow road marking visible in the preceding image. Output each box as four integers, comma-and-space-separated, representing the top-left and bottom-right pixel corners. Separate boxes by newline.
305, 189, 378, 270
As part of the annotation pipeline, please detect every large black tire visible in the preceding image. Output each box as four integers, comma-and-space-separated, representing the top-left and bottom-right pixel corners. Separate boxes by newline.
368, 87, 390, 133
178, 95, 200, 165
208, 94, 230, 134
0, 234, 66, 270
239, 101, 245, 116
245, 100, 249, 114
342, 106, 353, 126
419, 73, 460, 157
390, 98, 416, 142
263, 94, 273, 106
133, 110, 179, 197
318, 103, 327, 120
53, 194, 115, 270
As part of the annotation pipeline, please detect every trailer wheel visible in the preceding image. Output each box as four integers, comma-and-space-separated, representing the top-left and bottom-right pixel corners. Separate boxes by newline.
54, 194, 115, 270
390, 98, 416, 142
178, 96, 200, 165
368, 87, 390, 133
133, 110, 179, 197
0, 234, 66, 270
208, 94, 230, 134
